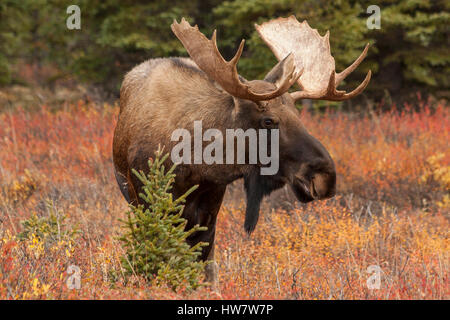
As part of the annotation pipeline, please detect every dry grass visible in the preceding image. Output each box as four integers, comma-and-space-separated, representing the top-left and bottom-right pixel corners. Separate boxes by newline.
0, 99, 448, 299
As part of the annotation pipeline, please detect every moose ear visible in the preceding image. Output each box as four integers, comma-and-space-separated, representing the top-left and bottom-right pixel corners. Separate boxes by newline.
263, 53, 296, 87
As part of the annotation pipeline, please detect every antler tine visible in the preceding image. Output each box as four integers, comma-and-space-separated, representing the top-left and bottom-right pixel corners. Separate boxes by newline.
280, 64, 303, 92
210, 30, 221, 60
337, 69, 372, 100
171, 18, 297, 101
292, 69, 372, 101
335, 43, 370, 85
292, 71, 335, 101
230, 39, 245, 66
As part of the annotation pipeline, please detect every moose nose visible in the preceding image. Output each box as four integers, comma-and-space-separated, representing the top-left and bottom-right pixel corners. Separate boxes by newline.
294, 141, 336, 199
291, 129, 336, 200
293, 156, 336, 202
311, 169, 336, 199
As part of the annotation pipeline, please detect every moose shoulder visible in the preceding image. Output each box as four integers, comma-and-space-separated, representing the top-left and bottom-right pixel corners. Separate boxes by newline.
112, 16, 371, 287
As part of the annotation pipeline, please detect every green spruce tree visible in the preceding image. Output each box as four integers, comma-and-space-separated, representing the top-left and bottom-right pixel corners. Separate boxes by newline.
118, 148, 208, 290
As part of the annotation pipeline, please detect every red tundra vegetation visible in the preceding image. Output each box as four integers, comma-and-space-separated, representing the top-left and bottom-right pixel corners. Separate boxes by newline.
0, 98, 448, 299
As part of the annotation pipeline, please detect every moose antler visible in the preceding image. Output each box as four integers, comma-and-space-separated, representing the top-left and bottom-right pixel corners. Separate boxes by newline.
255, 16, 371, 101
171, 18, 301, 101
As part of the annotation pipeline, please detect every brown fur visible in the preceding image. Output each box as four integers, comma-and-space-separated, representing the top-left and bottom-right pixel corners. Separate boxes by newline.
113, 57, 336, 286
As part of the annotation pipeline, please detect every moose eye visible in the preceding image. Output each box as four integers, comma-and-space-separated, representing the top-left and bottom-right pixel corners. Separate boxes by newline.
262, 118, 276, 128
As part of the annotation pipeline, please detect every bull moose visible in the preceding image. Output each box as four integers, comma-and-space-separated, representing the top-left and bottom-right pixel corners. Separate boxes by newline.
112, 16, 371, 286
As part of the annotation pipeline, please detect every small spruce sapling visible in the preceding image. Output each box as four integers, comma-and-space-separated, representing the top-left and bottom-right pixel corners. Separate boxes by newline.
118, 148, 208, 290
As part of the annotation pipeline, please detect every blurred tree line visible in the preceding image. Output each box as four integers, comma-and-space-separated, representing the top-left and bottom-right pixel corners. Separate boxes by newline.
0, 0, 448, 105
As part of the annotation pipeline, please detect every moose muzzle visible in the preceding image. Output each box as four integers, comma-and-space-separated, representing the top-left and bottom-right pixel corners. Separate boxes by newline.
289, 134, 336, 203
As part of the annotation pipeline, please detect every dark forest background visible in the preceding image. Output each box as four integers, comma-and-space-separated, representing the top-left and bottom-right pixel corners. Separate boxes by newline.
0, 0, 448, 108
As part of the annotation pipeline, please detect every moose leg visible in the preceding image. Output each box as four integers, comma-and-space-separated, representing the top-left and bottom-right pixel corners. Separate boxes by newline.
205, 234, 219, 290
183, 183, 226, 290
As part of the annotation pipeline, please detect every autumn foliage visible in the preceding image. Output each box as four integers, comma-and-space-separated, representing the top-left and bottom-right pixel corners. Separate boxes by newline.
0, 99, 448, 299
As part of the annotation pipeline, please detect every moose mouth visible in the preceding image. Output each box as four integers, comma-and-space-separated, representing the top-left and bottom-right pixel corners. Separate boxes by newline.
291, 177, 316, 203
291, 170, 337, 203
